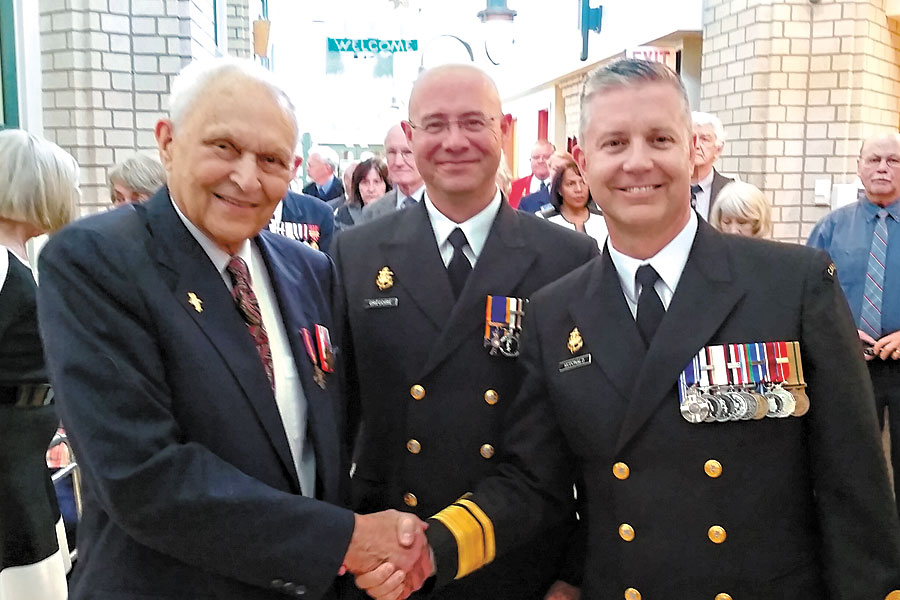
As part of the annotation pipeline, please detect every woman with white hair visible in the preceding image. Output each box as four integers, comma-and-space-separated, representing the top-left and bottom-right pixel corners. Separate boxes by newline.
108, 153, 166, 206
709, 181, 773, 239
0, 129, 79, 600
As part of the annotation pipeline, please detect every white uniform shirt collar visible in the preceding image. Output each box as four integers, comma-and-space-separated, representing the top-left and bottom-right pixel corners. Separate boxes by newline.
607, 210, 698, 317
424, 188, 502, 268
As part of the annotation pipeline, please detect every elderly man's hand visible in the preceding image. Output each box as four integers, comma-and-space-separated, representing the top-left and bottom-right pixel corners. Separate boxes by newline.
343, 511, 434, 599
872, 330, 900, 361
859, 329, 878, 361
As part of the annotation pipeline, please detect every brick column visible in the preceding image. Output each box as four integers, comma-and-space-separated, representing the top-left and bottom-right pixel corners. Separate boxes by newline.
227, 0, 251, 58
700, 0, 900, 242
39, 0, 235, 214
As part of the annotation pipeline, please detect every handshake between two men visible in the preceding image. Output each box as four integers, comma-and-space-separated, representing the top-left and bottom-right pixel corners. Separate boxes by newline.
343, 510, 435, 600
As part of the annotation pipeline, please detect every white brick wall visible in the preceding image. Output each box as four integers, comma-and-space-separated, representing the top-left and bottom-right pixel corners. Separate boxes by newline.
39, 0, 242, 214
700, 0, 900, 243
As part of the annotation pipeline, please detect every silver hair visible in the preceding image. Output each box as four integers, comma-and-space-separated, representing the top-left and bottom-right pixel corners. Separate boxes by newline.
709, 181, 772, 238
308, 145, 339, 172
579, 59, 691, 139
108, 153, 167, 204
0, 129, 79, 233
167, 57, 298, 142
692, 111, 726, 147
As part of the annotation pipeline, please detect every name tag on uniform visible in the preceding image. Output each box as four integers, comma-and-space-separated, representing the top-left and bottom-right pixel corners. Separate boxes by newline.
559, 354, 592, 373
364, 297, 399, 309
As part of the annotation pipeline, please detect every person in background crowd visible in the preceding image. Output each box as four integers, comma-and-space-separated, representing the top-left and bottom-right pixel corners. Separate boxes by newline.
36, 57, 430, 600
709, 181, 772, 238
361, 124, 426, 222
807, 131, 900, 513
341, 160, 360, 203
519, 150, 575, 215
0, 128, 79, 600
302, 145, 345, 205
539, 156, 606, 247
496, 151, 513, 199
335, 158, 391, 231
336, 63, 596, 600
383, 57, 900, 600
691, 111, 733, 220
108, 153, 166, 206
510, 140, 554, 209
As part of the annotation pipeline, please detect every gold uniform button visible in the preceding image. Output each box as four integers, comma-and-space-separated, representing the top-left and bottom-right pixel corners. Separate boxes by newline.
613, 462, 630, 480
410, 385, 425, 400
406, 439, 421, 454
704, 459, 723, 478
624, 588, 641, 600
403, 492, 418, 507
480, 444, 495, 459
886, 592, 900, 600
708, 525, 727, 544
484, 389, 499, 405
618, 523, 635, 542
715, 594, 733, 600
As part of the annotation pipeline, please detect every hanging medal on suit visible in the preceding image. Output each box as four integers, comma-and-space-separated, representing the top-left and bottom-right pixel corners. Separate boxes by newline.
484, 295, 526, 357
300, 324, 334, 389
678, 341, 809, 423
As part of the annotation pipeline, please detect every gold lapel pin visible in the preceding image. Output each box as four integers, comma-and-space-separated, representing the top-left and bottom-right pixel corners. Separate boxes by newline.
376, 266, 394, 291
567, 327, 583, 354
187, 292, 203, 313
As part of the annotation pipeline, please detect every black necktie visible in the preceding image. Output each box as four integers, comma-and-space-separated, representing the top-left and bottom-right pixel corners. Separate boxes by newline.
635, 264, 665, 346
540, 181, 548, 192
690, 184, 702, 209
447, 228, 471, 298
401, 195, 416, 208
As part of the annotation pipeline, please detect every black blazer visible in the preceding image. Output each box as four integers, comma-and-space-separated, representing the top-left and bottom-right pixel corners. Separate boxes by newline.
37, 190, 355, 599
303, 177, 345, 203
333, 200, 598, 599
428, 221, 900, 599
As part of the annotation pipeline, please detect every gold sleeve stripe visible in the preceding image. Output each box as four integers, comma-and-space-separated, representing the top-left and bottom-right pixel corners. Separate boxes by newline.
432, 503, 488, 579
456, 498, 495, 566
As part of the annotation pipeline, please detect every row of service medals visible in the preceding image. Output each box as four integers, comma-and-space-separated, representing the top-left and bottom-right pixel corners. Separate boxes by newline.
678, 341, 809, 424
268, 221, 321, 251
484, 296, 526, 357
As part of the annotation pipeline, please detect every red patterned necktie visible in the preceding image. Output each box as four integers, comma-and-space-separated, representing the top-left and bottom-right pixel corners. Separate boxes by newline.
226, 256, 275, 390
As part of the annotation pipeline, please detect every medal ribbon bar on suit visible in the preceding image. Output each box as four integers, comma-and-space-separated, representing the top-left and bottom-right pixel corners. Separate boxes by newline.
314, 324, 334, 373
484, 295, 526, 356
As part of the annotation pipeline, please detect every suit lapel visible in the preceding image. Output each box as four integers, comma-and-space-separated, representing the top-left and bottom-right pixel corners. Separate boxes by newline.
568, 250, 645, 401
257, 233, 341, 498
383, 201, 455, 331
420, 202, 537, 378
144, 191, 300, 490
614, 223, 746, 453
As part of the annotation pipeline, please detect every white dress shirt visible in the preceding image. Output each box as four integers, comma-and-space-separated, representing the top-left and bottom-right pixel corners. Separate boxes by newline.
423, 189, 502, 268
692, 169, 715, 220
171, 198, 316, 496
607, 210, 699, 319
543, 212, 609, 247
394, 184, 426, 210
529, 175, 551, 194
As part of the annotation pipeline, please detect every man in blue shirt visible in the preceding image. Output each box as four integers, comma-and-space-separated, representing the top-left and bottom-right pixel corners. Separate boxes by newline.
808, 131, 900, 511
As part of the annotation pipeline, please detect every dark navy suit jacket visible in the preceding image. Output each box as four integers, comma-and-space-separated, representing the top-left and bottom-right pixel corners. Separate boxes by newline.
517, 187, 551, 214
280, 190, 336, 255
37, 189, 354, 599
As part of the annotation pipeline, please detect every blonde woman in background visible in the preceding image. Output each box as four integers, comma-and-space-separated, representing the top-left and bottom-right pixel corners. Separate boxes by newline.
0, 129, 79, 600
709, 181, 773, 238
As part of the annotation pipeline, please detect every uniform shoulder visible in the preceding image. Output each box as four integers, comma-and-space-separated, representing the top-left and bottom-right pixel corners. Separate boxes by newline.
720, 230, 826, 269
284, 190, 330, 215
260, 228, 331, 270
531, 256, 599, 304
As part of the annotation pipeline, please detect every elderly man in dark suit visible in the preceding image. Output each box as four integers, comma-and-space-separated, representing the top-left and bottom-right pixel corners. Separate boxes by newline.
335, 64, 597, 600
361, 124, 426, 223
302, 145, 345, 204
691, 111, 733, 220
36, 58, 430, 600
377, 59, 900, 600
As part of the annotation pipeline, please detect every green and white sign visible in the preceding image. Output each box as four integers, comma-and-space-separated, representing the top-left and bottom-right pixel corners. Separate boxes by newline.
327, 38, 418, 53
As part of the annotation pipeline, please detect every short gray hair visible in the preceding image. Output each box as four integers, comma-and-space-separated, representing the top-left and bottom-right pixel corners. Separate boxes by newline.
168, 57, 298, 142
579, 59, 691, 139
0, 129, 79, 233
308, 145, 339, 172
108, 154, 167, 204
692, 111, 726, 147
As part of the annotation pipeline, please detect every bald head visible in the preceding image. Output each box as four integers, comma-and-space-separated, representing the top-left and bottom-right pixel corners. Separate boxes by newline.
408, 64, 502, 119
858, 132, 900, 207
402, 64, 510, 221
